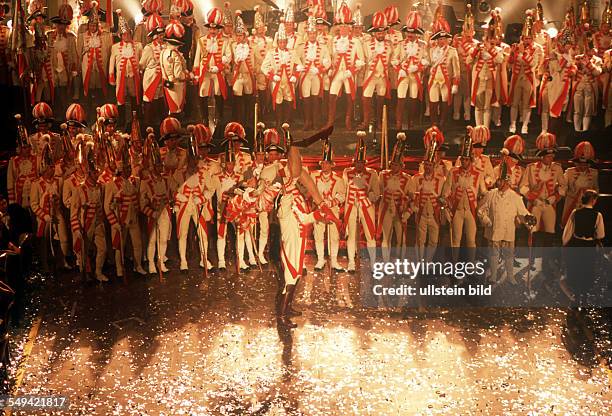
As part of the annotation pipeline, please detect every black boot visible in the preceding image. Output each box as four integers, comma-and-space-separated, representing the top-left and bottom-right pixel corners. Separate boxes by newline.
278, 284, 298, 328
287, 278, 302, 317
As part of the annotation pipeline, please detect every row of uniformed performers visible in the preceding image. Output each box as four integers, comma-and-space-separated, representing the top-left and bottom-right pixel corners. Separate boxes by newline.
6, 0, 612, 139
7, 98, 602, 326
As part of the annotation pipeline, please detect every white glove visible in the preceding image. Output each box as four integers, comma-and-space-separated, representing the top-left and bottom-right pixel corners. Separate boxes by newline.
420, 58, 429, 66
220, 177, 236, 193
43, 214, 51, 223
221, 55, 230, 64
401, 211, 412, 223
355, 59, 365, 68
176, 193, 188, 203
193, 196, 202, 206
203, 189, 215, 200
209, 66, 219, 74
289, 75, 297, 83
482, 51, 491, 60
451, 85, 459, 94
391, 59, 399, 66
398, 69, 407, 78
243, 188, 255, 203
344, 70, 352, 79
408, 64, 418, 74
273, 74, 281, 82
309, 66, 319, 75
296, 64, 305, 72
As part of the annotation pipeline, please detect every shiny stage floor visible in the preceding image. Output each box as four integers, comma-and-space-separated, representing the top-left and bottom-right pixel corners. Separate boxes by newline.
7, 259, 612, 416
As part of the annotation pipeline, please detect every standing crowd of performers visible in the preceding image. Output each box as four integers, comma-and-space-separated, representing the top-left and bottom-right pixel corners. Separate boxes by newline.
6, 96, 604, 327
4, 0, 612, 137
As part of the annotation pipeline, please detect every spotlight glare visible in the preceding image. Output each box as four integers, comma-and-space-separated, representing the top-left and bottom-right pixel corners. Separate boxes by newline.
134, 12, 143, 25
546, 27, 558, 38
7, 19, 12, 30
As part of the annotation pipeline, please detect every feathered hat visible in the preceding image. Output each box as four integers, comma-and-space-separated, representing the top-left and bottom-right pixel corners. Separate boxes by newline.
354, 131, 367, 162
335, 1, 353, 25
535, 132, 557, 156
320, 138, 334, 165
463, 3, 474, 34
460, 127, 473, 158
368, 11, 388, 33
403, 7, 424, 35
390, 132, 407, 165
573, 141, 596, 163
501, 135, 525, 160
264, 128, 284, 153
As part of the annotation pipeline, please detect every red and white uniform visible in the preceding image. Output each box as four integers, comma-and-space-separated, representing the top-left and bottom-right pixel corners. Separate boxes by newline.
139, 38, 164, 102
109, 40, 143, 105
442, 166, 487, 247
174, 171, 213, 269
376, 170, 411, 255
214, 169, 242, 267
541, 49, 577, 118
69, 178, 107, 277
572, 53, 603, 123
296, 39, 331, 98
261, 46, 297, 108
7, 153, 38, 207
362, 37, 393, 98
508, 42, 543, 110
342, 167, 380, 266
452, 35, 479, 119
428, 43, 460, 104
140, 173, 175, 271
193, 33, 231, 98
104, 175, 144, 275
47, 29, 78, 89
562, 166, 598, 227
311, 170, 346, 267
76, 28, 112, 96
250, 33, 273, 92
467, 44, 504, 110
329, 35, 365, 98
30, 175, 70, 257
230, 39, 256, 96
519, 161, 566, 233
160, 43, 188, 113
393, 38, 429, 99
412, 169, 446, 252
160, 145, 187, 176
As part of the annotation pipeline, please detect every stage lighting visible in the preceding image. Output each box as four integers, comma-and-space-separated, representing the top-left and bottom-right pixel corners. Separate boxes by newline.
478, 1, 491, 14
6, 19, 11, 29
134, 11, 143, 25
545, 22, 558, 38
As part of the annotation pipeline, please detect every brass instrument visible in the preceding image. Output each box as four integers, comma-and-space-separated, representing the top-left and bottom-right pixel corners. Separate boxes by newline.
14, 114, 29, 148
130, 110, 142, 143
380, 105, 389, 170
60, 123, 75, 162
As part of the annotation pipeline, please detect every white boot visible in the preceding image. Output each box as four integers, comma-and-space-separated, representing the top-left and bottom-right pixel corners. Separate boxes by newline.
347, 260, 356, 272
135, 263, 147, 275
96, 272, 109, 282
541, 112, 549, 133
217, 238, 226, 269
582, 116, 591, 131
483, 110, 491, 129
314, 258, 326, 270
573, 113, 582, 132
475, 108, 483, 126
521, 110, 531, 134
509, 122, 516, 133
